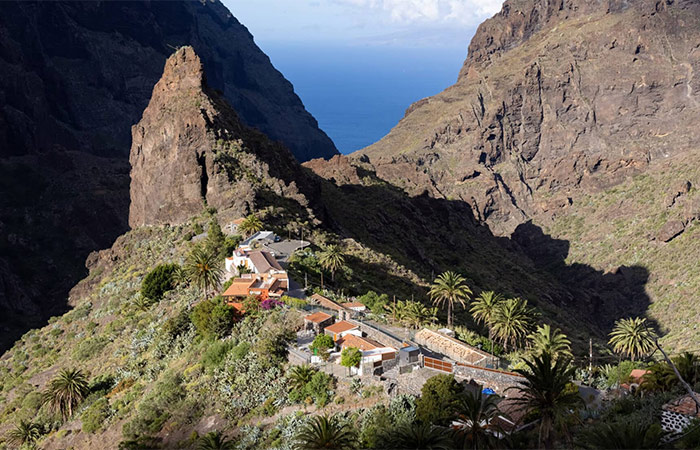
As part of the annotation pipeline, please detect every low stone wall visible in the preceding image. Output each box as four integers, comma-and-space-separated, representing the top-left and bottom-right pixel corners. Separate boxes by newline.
453, 363, 524, 395
351, 320, 404, 349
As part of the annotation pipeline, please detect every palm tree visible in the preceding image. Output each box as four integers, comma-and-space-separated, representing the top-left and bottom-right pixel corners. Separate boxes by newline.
429, 271, 472, 329
6, 420, 43, 448
491, 298, 536, 351
197, 431, 235, 450
608, 317, 657, 361
576, 421, 663, 449
453, 390, 504, 450
529, 324, 572, 360
470, 291, 504, 355
507, 351, 582, 449
673, 351, 700, 385
43, 368, 90, 420
238, 214, 263, 237
385, 422, 453, 450
287, 365, 316, 391
294, 415, 356, 450
185, 245, 223, 296
318, 245, 345, 281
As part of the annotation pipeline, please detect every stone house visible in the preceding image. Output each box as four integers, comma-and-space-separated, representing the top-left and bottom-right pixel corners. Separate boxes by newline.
661, 392, 700, 436
304, 311, 334, 334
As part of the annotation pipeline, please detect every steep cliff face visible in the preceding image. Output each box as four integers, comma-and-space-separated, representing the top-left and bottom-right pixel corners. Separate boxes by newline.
129, 46, 317, 228
360, 0, 700, 234
353, 0, 700, 347
0, 0, 335, 348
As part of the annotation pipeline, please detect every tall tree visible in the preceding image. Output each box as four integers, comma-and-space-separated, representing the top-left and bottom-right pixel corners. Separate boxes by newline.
508, 351, 582, 449
185, 245, 223, 296
318, 245, 345, 281
529, 324, 572, 360
608, 317, 656, 361
238, 214, 263, 237
43, 368, 90, 420
491, 298, 536, 351
453, 390, 504, 450
470, 291, 504, 355
429, 271, 472, 329
294, 415, 356, 450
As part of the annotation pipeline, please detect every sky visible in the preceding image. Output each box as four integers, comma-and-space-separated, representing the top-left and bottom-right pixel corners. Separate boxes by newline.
225, 0, 504, 48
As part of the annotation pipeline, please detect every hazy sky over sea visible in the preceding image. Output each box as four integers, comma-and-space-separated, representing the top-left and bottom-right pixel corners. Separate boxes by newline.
227, 0, 504, 48
223, 0, 505, 153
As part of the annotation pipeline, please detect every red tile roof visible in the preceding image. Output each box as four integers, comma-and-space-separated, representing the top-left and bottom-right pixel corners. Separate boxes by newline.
663, 393, 700, 418
305, 312, 333, 323
310, 293, 345, 311
339, 334, 383, 351
324, 320, 358, 334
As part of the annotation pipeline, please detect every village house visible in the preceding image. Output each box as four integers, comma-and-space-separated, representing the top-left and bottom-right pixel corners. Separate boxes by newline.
221, 272, 289, 300
225, 249, 285, 275
309, 293, 354, 320
224, 217, 246, 235
621, 368, 650, 393
661, 392, 700, 436
303, 311, 334, 334
338, 333, 397, 376
324, 320, 361, 342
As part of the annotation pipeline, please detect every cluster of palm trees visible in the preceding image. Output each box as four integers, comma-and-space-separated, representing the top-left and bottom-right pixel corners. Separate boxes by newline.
428, 272, 540, 354
7, 368, 91, 447
385, 299, 438, 329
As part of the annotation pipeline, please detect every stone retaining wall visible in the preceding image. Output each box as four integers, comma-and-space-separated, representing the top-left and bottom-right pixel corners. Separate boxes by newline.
453, 363, 524, 395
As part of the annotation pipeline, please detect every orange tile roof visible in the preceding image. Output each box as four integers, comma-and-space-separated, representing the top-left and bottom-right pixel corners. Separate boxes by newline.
339, 334, 381, 351
305, 311, 333, 323
629, 369, 649, 381
663, 393, 700, 418
324, 320, 358, 334
311, 293, 345, 311
233, 218, 246, 225
222, 278, 256, 297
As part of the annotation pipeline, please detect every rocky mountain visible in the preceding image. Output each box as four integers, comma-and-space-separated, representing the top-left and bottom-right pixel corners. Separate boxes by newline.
353, 0, 700, 349
0, 0, 337, 349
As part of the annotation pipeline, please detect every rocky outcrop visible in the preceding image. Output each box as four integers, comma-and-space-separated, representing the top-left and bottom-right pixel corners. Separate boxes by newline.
130, 47, 315, 228
358, 0, 700, 235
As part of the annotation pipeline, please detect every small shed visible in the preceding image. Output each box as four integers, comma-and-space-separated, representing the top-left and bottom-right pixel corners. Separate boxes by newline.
398, 346, 420, 366
304, 311, 334, 334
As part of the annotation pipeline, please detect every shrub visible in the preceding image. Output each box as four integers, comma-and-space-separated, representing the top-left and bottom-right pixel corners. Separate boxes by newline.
358, 291, 389, 315
123, 371, 186, 438
202, 340, 236, 373
73, 337, 108, 361
190, 296, 235, 339
415, 374, 463, 425
140, 264, 178, 302
310, 334, 334, 361
82, 397, 111, 433
305, 371, 335, 407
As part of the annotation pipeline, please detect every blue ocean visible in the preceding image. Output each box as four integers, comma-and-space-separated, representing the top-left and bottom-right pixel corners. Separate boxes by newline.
261, 44, 467, 155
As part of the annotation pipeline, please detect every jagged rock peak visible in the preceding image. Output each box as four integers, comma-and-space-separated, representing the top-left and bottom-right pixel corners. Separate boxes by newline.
156, 46, 206, 95
129, 46, 313, 229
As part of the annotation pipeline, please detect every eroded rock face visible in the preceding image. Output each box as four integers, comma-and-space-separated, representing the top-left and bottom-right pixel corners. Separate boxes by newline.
359, 0, 700, 235
129, 47, 315, 228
